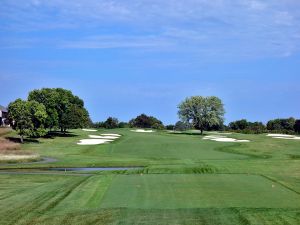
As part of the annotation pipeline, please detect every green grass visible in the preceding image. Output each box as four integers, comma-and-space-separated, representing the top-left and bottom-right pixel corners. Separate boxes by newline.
1, 129, 300, 224
100, 174, 300, 209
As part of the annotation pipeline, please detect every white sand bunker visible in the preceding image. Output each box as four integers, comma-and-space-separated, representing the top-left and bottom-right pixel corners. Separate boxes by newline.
77, 139, 113, 145
131, 129, 155, 133
0, 154, 40, 161
203, 135, 250, 143
267, 134, 294, 137
89, 135, 120, 139
207, 132, 232, 135
101, 134, 121, 137
267, 134, 300, 140
82, 129, 97, 132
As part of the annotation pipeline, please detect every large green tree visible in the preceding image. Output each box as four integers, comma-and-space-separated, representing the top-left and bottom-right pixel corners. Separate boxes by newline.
28, 88, 59, 130
178, 96, 225, 134
60, 104, 90, 132
28, 88, 90, 133
8, 99, 47, 143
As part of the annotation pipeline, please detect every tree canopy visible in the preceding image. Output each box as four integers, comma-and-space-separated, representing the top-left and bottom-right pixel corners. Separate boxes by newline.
103, 117, 119, 129
229, 119, 266, 134
8, 88, 90, 142
267, 118, 296, 133
28, 88, 90, 132
8, 99, 47, 142
178, 96, 225, 134
129, 114, 164, 129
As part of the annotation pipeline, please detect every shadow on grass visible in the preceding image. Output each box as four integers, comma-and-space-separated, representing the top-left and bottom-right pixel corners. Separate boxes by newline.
169, 132, 204, 136
6, 137, 40, 143
43, 131, 78, 139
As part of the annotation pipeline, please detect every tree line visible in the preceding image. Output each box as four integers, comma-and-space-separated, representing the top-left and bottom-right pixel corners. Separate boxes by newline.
228, 118, 300, 134
93, 114, 165, 130
92, 96, 225, 134
7, 90, 299, 142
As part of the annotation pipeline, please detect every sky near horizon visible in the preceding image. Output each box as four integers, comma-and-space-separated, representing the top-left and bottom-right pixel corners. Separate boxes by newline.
0, 0, 300, 124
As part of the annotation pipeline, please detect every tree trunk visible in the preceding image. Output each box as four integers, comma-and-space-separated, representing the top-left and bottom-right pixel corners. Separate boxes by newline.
20, 135, 24, 143
200, 128, 203, 135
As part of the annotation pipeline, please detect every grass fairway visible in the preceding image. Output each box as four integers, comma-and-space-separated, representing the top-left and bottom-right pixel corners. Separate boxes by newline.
1, 129, 300, 224
100, 174, 300, 209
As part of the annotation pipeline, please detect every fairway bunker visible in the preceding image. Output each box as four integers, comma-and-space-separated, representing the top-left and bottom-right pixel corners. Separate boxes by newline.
47, 167, 142, 171
77, 139, 114, 145
131, 129, 155, 133
203, 135, 250, 143
101, 133, 121, 137
267, 134, 300, 140
88, 135, 120, 139
82, 129, 97, 132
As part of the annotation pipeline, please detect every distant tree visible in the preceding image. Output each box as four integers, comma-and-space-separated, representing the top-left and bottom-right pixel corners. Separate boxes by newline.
267, 118, 296, 133
93, 121, 105, 128
267, 119, 281, 131
129, 114, 163, 129
8, 99, 47, 143
247, 121, 266, 134
294, 120, 300, 133
165, 124, 175, 130
103, 117, 119, 129
229, 119, 266, 134
152, 123, 165, 130
118, 122, 129, 128
178, 96, 225, 134
229, 119, 249, 130
282, 117, 296, 131
174, 121, 190, 131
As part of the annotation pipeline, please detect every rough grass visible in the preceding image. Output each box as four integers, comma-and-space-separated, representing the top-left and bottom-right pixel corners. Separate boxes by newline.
0, 128, 40, 163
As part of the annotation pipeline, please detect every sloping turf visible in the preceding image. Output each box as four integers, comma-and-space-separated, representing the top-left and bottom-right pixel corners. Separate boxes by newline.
100, 174, 300, 209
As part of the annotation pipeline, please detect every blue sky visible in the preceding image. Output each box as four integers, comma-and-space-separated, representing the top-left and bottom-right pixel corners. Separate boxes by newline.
0, 0, 300, 124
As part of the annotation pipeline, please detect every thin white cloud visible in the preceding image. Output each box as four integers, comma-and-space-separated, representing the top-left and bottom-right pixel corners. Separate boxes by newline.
0, 0, 300, 59
61, 35, 173, 49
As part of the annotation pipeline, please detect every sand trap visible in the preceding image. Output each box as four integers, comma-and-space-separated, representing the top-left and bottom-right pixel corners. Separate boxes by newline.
267, 134, 294, 137
77, 139, 113, 145
0, 154, 40, 161
82, 129, 97, 132
267, 134, 300, 140
101, 134, 121, 137
203, 135, 226, 140
207, 132, 232, 135
167, 130, 182, 133
88, 135, 119, 139
203, 135, 250, 143
131, 129, 155, 133
272, 136, 300, 140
